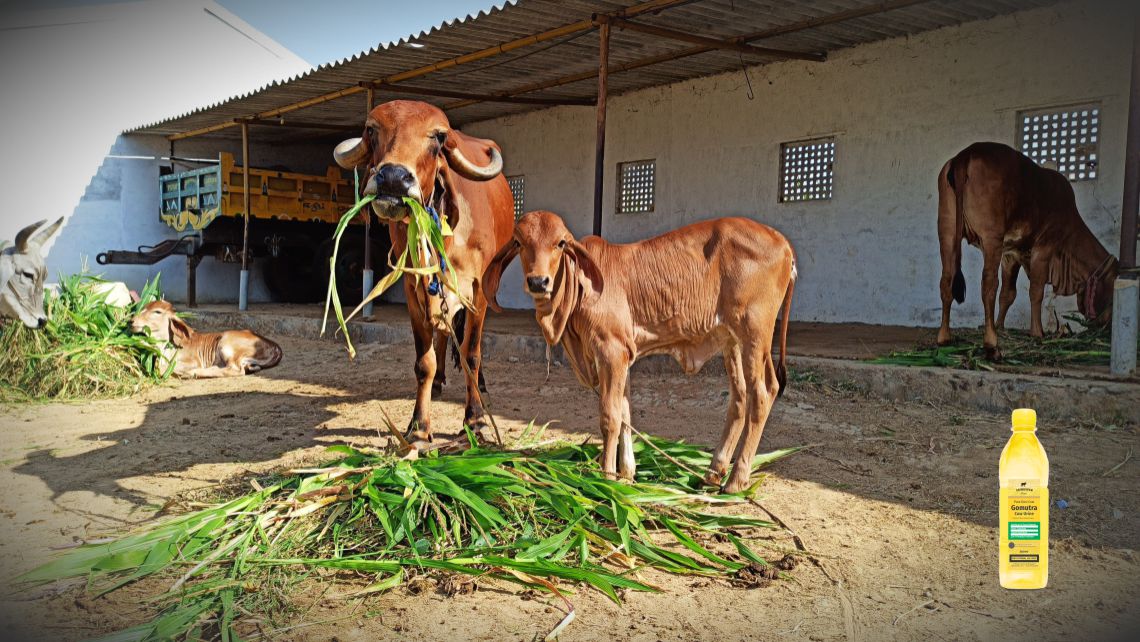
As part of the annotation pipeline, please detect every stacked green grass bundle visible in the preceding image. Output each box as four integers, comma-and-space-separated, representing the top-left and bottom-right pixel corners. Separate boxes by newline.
0, 274, 168, 401
872, 321, 1125, 371
20, 434, 803, 641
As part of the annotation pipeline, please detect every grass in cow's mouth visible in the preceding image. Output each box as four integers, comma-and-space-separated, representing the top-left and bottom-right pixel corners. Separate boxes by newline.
322, 170, 459, 359
870, 316, 1129, 371
0, 273, 169, 402
18, 434, 805, 641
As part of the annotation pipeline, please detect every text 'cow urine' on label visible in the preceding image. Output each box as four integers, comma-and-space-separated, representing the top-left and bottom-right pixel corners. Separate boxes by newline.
999, 408, 1049, 589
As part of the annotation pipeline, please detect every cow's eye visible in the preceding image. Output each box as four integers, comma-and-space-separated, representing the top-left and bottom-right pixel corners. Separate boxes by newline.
20, 271, 33, 279
557, 239, 568, 249
433, 131, 447, 145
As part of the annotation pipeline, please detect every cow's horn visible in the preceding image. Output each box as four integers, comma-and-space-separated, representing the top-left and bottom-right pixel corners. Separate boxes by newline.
29, 216, 65, 248
446, 143, 503, 181
333, 137, 369, 169
14, 219, 47, 252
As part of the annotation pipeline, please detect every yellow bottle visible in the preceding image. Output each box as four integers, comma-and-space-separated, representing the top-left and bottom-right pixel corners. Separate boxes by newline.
999, 408, 1049, 589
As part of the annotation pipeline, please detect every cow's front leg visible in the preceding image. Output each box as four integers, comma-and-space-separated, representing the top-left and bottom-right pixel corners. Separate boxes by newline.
597, 353, 629, 480
1027, 255, 1048, 338
980, 243, 1003, 359
431, 330, 448, 398
617, 372, 635, 481
404, 284, 437, 444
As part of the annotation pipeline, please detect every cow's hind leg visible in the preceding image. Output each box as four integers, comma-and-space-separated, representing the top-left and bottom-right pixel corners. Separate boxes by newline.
706, 342, 746, 487
723, 320, 779, 494
937, 161, 964, 346
980, 242, 1004, 359
458, 302, 490, 435
996, 255, 1021, 330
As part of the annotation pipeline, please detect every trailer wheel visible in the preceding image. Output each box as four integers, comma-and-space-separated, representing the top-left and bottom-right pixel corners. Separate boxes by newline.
313, 234, 389, 305
264, 245, 323, 303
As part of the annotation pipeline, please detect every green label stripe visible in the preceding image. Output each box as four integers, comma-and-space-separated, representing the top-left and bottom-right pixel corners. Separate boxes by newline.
1008, 522, 1040, 540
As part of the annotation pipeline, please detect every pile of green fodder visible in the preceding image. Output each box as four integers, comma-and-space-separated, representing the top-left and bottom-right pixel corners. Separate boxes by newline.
0, 274, 168, 401
20, 432, 804, 641
871, 319, 1126, 371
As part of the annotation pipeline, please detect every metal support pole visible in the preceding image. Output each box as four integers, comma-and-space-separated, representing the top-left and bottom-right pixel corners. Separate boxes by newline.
1121, 13, 1140, 271
1112, 13, 1140, 376
187, 255, 202, 309
239, 121, 251, 311
363, 86, 376, 319
592, 19, 610, 237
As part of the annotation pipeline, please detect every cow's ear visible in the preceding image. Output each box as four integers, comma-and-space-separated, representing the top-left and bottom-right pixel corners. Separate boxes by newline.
168, 315, 192, 347
481, 239, 519, 313
567, 239, 604, 297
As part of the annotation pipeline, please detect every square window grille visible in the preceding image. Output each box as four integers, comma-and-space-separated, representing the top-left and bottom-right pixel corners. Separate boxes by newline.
617, 159, 655, 214
1018, 104, 1100, 181
506, 175, 525, 220
780, 138, 835, 202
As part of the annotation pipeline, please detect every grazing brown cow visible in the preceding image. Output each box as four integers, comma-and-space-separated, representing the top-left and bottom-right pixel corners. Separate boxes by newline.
483, 211, 796, 493
333, 100, 513, 443
130, 301, 282, 378
937, 142, 1118, 358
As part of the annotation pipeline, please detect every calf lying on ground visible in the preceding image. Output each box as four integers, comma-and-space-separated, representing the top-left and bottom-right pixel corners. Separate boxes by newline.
483, 211, 796, 493
130, 301, 282, 378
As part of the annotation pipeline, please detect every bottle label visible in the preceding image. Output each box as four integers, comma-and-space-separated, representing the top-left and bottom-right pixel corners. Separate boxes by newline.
1001, 480, 1046, 566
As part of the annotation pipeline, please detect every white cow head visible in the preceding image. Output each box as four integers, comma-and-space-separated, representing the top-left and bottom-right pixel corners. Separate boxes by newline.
0, 218, 64, 328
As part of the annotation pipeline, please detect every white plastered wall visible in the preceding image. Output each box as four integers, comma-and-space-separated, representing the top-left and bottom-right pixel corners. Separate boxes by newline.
0, 0, 312, 301
465, 0, 1133, 328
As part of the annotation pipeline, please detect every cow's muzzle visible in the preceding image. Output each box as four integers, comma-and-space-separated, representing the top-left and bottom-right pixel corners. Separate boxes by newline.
526, 275, 552, 296
366, 164, 421, 221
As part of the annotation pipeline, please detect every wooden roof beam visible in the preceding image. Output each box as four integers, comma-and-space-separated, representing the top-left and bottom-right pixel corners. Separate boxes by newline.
443, 0, 934, 112
595, 15, 825, 62
364, 81, 593, 106
166, 0, 698, 141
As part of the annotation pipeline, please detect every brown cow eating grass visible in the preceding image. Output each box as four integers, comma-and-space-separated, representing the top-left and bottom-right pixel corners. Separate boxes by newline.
937, 142, 1118, 359
483, 211, 796, 493
130, 300, 282, 378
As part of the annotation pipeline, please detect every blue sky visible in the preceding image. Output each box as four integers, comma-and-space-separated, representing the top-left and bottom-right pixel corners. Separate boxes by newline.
217, 0, 505, 67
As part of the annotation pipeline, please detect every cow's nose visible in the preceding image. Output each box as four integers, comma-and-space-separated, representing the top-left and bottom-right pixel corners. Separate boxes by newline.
526, 275, 551, 294
376, 164, 416, 196
36, 317, 47, 328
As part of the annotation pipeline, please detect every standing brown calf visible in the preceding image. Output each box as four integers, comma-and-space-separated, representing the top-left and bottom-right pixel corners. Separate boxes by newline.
130, 301, 282, 378
937, 142, 1117, 357
483, 211, 796, 493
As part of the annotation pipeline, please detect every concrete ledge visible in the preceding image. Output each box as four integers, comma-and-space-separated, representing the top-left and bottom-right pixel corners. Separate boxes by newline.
192, 310, 1140, 425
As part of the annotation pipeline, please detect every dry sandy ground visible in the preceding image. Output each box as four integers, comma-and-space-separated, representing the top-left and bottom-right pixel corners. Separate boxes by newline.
0, 334, 1137, 642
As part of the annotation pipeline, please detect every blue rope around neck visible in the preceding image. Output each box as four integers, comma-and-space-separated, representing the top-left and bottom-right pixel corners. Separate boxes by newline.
425, 204, 446, 297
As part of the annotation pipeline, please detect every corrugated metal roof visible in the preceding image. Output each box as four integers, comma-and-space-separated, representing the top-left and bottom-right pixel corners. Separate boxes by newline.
131, 0, 1060, 142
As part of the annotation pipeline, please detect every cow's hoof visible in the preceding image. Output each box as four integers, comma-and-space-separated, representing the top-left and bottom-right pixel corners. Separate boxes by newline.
703, 470, 725, 488
404, 428, 432, 445
721, 477, 750, 495
984, 345, 1002, 362
431, 381, 444, 399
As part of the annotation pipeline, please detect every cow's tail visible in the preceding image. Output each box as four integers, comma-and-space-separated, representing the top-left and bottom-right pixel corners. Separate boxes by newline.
775, 257, 796, 397
945, 157, 967, 305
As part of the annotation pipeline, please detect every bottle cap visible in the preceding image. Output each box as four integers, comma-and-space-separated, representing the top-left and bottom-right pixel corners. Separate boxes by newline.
1011, 408, 1037, 431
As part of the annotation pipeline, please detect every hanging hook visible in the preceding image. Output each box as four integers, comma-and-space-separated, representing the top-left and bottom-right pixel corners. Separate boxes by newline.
739, 53, 755, 100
